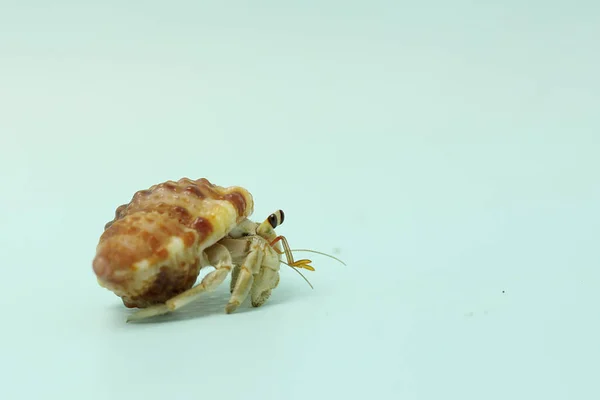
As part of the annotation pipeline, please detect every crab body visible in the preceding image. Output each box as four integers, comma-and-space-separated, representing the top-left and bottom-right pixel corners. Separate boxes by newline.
92, 177, 311, 321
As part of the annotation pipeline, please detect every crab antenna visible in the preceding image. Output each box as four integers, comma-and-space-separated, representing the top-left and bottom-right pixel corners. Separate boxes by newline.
290, 249, 346, 266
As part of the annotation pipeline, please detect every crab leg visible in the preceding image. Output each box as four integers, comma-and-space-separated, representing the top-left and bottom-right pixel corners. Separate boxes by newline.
125, 303, 170, 322
250, 247, 280, 308
225, 243, 264, 314
165, 243, 233, 310
126, 243, 233, 322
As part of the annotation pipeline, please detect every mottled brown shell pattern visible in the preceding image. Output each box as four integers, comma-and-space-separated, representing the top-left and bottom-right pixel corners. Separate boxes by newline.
93, 178, 254, 308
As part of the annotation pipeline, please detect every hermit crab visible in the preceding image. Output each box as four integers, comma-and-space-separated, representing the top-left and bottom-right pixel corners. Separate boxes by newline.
92, 178, 340, 322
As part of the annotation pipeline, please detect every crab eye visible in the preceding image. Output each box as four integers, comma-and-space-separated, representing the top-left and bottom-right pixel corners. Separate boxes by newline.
266, 210, 284, 228
268, 213, 278, 228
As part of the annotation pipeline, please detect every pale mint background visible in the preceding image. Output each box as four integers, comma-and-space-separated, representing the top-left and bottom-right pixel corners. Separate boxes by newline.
1, 1, 598, 399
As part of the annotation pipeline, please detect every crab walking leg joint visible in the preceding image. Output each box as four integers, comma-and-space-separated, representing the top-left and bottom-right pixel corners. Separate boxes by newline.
225, 234, 282, 313
226, 243, 261, 314
92, 177, 316, 322
126, 242, 233, 322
